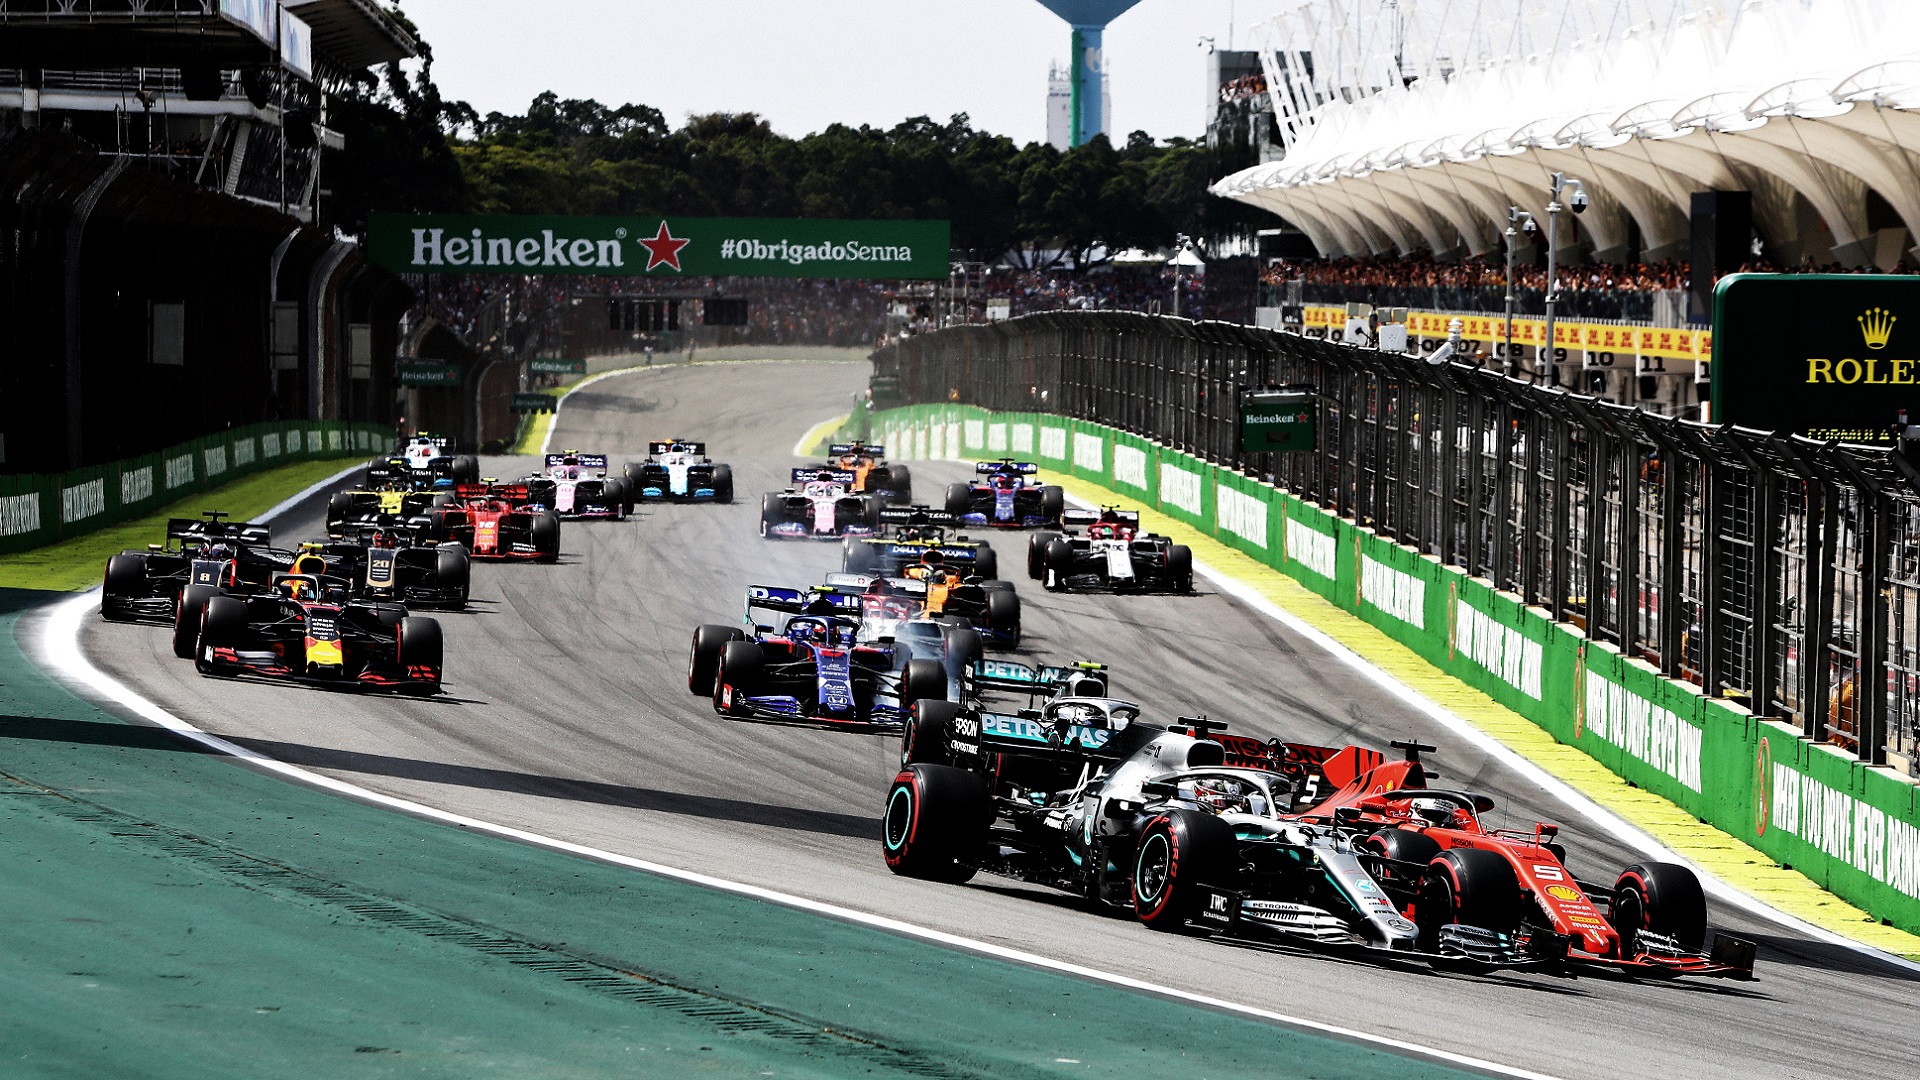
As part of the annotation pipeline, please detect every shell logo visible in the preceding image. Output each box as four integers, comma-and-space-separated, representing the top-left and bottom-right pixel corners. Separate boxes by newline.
1545, 884, 1584, 903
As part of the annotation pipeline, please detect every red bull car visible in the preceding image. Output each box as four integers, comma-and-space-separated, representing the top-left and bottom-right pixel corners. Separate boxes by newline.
945, 460, 1064, 528
524, 451, 628, 519
443, 483, 561, 561
186, 573, 442, 694
759, 467, 881, 540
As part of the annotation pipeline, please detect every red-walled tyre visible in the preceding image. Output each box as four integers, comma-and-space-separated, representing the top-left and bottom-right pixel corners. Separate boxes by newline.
882, 764, 989, 883
1613, 861, 1707, 955
1133, 808, 1239, 931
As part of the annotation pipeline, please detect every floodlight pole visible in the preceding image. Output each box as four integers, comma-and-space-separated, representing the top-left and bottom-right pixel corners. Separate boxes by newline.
1543, 172, 1587, 387
1503, 206, 1533, 379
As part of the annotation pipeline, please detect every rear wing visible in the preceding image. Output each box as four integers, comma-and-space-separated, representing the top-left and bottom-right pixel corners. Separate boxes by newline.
649, 440, 706, 455
791, 467, 857, 486
975, 460, 1038, 475
744, 584, 862, 621
456, 482, 532, 503
828, 443, 883, 456
545, 452, 608, 470
1062, 508, 1139, 528
877, 506, 956, 527
879, 541, 977, 565
167, 517, 270, 546
969, 658, 1106, 695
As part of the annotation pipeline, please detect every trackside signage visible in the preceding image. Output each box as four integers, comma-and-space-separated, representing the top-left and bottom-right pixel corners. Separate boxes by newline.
1284, 517, 1336, 580
1358, 554, 1424, 630
1580, 664, 1703, 792
1159, 463, 1201, 515
1216, 484, 1267, 549
1759, 737, 1920, 902
368, 214, 950, 280
1112, 444, 1148, 491
1450, 592, 1544, 700
1072, 432, 1104, 472
0, 493, 40, 537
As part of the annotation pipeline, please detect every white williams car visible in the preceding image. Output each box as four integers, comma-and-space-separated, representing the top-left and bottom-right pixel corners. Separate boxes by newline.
624, 439, 734, 502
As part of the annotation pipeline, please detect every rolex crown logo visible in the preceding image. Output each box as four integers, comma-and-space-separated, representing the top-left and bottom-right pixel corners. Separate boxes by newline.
1859, 306, 1896, 350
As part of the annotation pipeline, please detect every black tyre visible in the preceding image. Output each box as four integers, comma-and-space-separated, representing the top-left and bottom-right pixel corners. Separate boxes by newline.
945, 482, 971, 517
457, 455, 480, 483
900, 658, 947, 706
882, 764, 989, 882
972, 544, 998, 581
1362, 828, 1442, 890
1166, 545, 1194, 592
173, 583, 220, 658
1133, 808, 1240, 931
397, 616, 444, 688
435, 546, 471, 606
1044, 538, 1073, 590
842, 537, 874, 575
1612, 862, 1707, 954
864, 494, 884, 529
888, 463, 912, 503
532, 510, 561, 562
714, 639, 764, 714
602, 476, 628, 518
1041, 486, 1064, 522
713, 465, 734, 504
902, 698, 960, 766
193, 595, 248, 673
985, 587, 1020, 641
102, 553, 147, 621
1027, 532, 1057, 580
760, 492, 784, 538
943, 625, 983, 669
1417, 848, 1523, 951
688, 623, 744, 696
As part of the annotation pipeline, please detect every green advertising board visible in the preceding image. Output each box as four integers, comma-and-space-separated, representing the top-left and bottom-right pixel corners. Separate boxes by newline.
511, 393, 557, 413
367, 214, 950, 280
529, 358, 586, 375
396, 361, 461, 387
1712, 273, 1920, 443
1240, 390, 1317, 453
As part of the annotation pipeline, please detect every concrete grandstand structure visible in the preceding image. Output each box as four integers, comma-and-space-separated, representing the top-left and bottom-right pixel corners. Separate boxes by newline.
1212, 0, 1920, 273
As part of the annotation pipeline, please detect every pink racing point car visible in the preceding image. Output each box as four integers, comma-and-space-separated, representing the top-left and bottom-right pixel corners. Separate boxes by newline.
523, 451, 629, 519
759, 467, 882, 540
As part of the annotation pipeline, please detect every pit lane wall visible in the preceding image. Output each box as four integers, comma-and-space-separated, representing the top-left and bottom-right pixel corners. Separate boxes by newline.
0, 421, 388, 555
867, 404, 1920, 935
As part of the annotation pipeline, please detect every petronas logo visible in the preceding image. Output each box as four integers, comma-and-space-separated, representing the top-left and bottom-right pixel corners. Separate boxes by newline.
1859, 306, 1895, 350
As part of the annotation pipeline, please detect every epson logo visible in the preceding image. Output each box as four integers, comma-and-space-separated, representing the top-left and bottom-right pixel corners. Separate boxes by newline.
951, 713, 980, 739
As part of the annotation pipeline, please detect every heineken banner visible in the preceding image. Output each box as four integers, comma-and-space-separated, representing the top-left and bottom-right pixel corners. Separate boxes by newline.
367, 214, 950, 280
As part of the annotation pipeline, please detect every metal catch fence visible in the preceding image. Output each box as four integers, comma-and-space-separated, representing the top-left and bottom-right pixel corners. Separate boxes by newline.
872, 311, 1920, 774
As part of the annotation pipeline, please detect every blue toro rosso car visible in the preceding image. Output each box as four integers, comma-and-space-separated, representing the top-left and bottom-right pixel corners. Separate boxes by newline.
686, 583, 959, 730
944, 460, 1065, 528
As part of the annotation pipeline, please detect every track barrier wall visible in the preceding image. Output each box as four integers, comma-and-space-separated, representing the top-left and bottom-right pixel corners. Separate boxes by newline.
0, 421, 389, 555
866, 401, 1920, 934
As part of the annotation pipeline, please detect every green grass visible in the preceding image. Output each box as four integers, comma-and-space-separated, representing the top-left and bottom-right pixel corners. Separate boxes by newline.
0, 458, 362, 593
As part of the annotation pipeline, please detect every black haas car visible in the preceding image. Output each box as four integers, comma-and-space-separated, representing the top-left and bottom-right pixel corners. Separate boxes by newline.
945, 459, 1064, 528
186, 572, 442, 694
301, 519, 471, 611
101, 511, 287, 625
1027, 508, 1193, 593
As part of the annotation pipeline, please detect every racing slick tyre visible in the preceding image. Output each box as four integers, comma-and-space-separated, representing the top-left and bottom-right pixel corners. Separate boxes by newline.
714, 640, 764, 716
102, 553, 147, 621
864, 494, 884, 530
944, 482, 971, 518
1361, 828, 1442, 892
759, 493, 784, 538
942, 625, 984, 670
173, 583, 220, 658
1612, 862, 1707, 955
1027, 532, 1058, 580
901, 698, 961, 766
193, 595, 248, 674
713, 465, 734, 504
532, 510, 561, 562
883, 764, 989, 883
435, 545, 471, 608
326, 491, 356, 530
1043, 538, 1074, 591
456, 455, 480, 484
984, 586, 1020, 642
1417, 848, 1523, 952
1040, 486, 1065, 523
842, 537, 874, 575
397, 616, 444, 691
602, 477, 628, 519
972, 544, 999, 581
900, 659, 947, 709
887, 464, 912, 505
687, 624, 745, 696
1167, 545, 1194, 593
1133, 808, 1240, 931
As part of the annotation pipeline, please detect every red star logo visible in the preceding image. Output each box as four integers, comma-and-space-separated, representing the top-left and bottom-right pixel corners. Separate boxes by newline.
638, 220, 689, 272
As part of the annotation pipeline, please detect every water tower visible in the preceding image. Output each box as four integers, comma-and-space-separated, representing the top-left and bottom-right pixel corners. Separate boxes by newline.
1034, 0, 1146, 146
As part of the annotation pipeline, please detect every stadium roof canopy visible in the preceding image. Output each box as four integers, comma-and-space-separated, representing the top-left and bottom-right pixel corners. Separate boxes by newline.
1211, 0, 1920, 269
0, 0, 416, 79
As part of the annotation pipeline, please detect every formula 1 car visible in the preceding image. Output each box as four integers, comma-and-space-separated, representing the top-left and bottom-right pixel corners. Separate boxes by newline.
442, 483, 561, 561
945, 460, 1064, 528
367, 434, 477, 487
686, 584, 957, 729
325, 487, 458, 537
759, 467, 880, 539
624, 439, 733, 502
524, 451, 628, 519
826, 442, 911, 504
297, 520, 471, 610
1027, 508, 1191, 593
101, 512, 285, 624
186, 572, 442, 694
842, 506, 1000, 580
1286, 740, 1756, 979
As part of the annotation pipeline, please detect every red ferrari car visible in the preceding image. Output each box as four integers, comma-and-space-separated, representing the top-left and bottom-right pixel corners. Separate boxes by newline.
441, 483, 561, 562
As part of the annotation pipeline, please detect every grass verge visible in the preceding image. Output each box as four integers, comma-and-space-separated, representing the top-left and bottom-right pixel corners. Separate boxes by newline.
0, 459, 361, 593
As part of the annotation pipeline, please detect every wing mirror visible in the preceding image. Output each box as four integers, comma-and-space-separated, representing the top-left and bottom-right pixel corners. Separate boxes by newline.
1472, 794, 1496, 813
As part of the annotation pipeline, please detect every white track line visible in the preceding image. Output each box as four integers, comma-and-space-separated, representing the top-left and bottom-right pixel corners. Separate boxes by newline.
32, 474, 1565, 1080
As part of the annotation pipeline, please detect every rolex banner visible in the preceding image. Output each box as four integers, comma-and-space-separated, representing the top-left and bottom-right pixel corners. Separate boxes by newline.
1713, 273, 1920, 442
367, 214, 950, 280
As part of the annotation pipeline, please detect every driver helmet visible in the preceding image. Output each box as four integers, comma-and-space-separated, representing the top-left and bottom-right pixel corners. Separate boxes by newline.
1186, 779, 1250, 815
322, 583, 350, 605
278, 578, 311, 602
786, 617, 825, 644
1407, 797, 1455, 826
201, 541, 236, 562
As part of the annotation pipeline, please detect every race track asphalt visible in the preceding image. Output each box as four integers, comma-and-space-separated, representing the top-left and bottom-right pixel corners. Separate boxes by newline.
81, 358, 1919, 1080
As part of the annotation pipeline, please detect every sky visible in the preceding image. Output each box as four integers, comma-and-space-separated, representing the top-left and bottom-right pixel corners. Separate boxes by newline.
392, 1, 1298, 145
